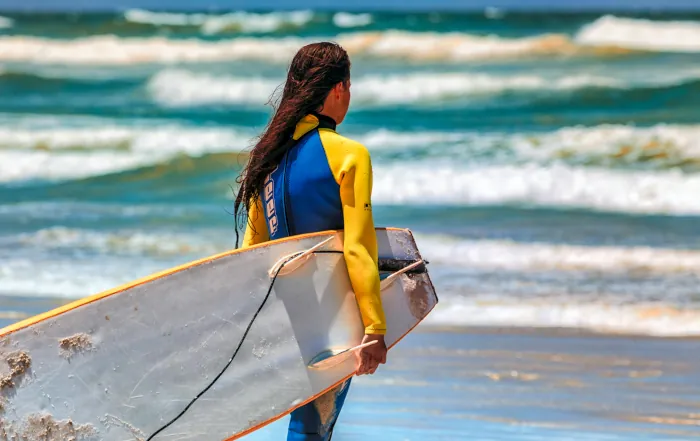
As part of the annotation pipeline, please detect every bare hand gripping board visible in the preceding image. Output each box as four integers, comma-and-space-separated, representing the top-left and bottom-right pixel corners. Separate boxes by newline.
0, 228, 437, 441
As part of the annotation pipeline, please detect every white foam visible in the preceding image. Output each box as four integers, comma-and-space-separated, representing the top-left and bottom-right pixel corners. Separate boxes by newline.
147, 69, 281, 106
0, 125, 251, 153
416, 234, 700, 336
576, 15, 700, 53
124, 9, 314, 34
352, 72, 619, 104
362, 123, 700, 168
0, 257, 149, 298
358, 129, 474, 150
373, 162, 700, 215
200, 11, 314, 35
0, 15, 13, 29
147, 69, 622, 107
1, 150, 158, 182
12, 226, 223, 257
425, 299, 700, 337
0, 125, 252, 182
124, 9, 208, 27
6, 119, 700, 188
150, 65, 700, 108
333, 12, 373, 28
0, 31, 600, 65
484, 7, 506, 20
7, 120, 700, 187
0, 227, 228, 297
339, 30, 582, 61
507, 124, 700, 167
0, 35, 305, 65
416, 235, 700, 274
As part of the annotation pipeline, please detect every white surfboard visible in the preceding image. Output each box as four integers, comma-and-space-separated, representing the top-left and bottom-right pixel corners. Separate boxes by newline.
0, 228, 437, 441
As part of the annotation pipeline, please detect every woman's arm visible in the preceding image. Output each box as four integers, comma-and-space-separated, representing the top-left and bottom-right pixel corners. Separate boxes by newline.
320, 129, 387, 335
339, 147, 387, 335
241, 197, 270, 248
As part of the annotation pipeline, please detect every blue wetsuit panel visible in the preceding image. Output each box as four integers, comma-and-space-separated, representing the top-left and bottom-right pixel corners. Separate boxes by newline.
265, 130, 343, 239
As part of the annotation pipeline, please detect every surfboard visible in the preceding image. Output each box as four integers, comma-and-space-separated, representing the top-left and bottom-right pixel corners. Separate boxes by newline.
0, 227, 437, 441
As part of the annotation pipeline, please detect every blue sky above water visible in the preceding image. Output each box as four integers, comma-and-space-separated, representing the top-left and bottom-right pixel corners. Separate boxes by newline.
1, 0, 699, 11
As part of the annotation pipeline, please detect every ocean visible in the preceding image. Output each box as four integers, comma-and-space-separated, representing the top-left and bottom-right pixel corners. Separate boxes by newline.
2, 9, 700, 340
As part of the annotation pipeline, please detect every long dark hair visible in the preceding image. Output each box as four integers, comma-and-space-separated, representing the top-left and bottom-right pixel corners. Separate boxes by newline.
234, 42, 351, 246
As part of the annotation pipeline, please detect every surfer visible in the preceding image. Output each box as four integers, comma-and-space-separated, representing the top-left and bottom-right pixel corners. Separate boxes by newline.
235, 42, 388, 440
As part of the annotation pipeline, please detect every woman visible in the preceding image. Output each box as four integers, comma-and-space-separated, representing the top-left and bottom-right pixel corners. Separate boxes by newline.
234, 42, 388, 441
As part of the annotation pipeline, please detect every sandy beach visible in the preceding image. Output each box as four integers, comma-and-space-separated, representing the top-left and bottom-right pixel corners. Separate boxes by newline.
248, 327, 700, 440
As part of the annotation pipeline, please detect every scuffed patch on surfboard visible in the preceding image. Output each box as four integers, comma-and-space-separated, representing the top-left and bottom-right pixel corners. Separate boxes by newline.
100, 414, 145, 441
402, 274, 432, 320
252, 338, 272, 359
0, 350, 31, 390
58, 333, 93, 360
0, 413, 97, 441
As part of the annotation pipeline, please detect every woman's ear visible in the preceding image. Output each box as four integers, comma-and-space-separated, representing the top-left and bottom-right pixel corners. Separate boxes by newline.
334, 82, 343, 99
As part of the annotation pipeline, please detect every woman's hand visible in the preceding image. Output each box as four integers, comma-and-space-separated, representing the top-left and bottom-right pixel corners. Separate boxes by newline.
356, 333, 387, 375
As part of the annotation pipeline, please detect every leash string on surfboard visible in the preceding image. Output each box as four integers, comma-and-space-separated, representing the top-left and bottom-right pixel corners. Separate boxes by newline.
146, 245, 426, 440
146, 252, 300, 441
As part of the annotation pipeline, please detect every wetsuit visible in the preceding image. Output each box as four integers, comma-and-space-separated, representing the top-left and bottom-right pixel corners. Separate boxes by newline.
242, 113, 387, 440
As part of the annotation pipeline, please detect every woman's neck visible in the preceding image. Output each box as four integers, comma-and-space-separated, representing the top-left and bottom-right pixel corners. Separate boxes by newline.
315, 98, 346, 125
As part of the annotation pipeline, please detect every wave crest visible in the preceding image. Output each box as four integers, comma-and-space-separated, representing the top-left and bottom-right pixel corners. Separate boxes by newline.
426, 300, 700, 337
0, 124, 251, 153
576, 15, 700, 53
333, 12, 373, 28
0, 31, 632, 65
418, 234, 700, 336
0, 35, 304, 65
147, 68, 623, 107
340, 31, 583, 61
147, 69, 280, 106
0, 125, 251, 182
419, 235, 700, 274
15, 226, 222, 257
0, 15, 13, 29
6, 122, 700, 193
124, 9, 314, 34
5, 16, 698, 66
373, 162, 700, 215
202, 10, 314, 35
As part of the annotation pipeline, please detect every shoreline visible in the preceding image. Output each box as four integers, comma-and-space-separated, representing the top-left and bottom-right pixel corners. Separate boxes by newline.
248, 325, 700, 441
417, 324, 700, 340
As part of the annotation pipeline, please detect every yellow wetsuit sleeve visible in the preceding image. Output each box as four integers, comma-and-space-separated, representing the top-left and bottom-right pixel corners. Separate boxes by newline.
319, 129, 387, 335
241, 196, 269, 248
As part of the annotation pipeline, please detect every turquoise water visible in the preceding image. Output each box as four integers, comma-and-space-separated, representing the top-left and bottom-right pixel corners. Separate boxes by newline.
2, 10, 700, 336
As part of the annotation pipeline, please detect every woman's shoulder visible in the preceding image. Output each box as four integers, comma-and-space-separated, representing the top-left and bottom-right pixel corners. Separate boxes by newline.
318, 129, 370, 159
318, 129, 372, 180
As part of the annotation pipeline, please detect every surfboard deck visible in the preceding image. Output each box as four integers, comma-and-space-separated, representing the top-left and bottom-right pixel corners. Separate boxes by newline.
0, 227, 437, 441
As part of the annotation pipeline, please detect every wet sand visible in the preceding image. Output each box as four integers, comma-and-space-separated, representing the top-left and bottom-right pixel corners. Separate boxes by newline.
249, 327, 700, 440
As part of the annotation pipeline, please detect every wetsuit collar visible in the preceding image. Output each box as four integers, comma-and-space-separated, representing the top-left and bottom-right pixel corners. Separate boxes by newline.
311, 112, 337, 130
292, 113, 337, 140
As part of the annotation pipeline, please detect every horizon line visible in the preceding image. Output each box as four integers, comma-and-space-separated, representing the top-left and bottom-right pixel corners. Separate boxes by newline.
3, 7, 700, 13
